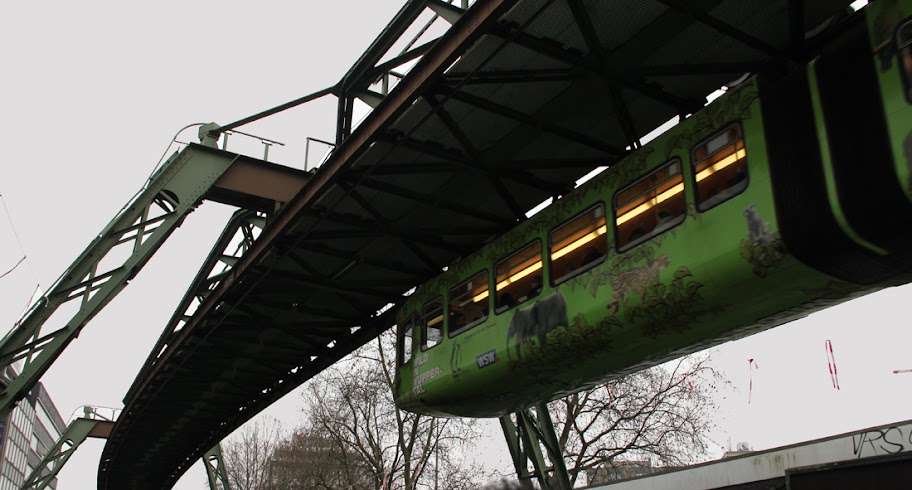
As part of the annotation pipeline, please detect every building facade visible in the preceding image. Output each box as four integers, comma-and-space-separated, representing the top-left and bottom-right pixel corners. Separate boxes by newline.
0, 371, 66, 490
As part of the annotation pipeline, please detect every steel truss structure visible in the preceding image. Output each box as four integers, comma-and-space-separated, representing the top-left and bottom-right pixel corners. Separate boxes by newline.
501, 403, 571, 490
21, 411, 231, 490
101, 0, 856, 486
0, 144, 241, 421
202, 444, 232, 490
0, 0, 857, 487
21, 416, 115, 490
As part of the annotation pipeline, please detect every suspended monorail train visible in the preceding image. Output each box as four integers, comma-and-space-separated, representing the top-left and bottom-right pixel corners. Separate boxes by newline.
395, 1, 912, 417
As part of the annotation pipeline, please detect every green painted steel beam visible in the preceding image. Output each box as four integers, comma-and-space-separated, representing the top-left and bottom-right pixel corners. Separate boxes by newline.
0, 144, 241, 421
499, 403, 571, 490
21, 413, 231, 490
21, 417, 113, 489
203, 443, 232, 490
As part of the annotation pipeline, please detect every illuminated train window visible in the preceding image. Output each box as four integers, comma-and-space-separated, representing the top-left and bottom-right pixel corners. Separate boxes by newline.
398, 317, 414, 366
898, 19, 912, 103
614, 160, 686, 251
550, 204, 608, 285
495, 241, 543, 314
448, 271, 489, 337
692, 124, 748, 211
421, 297, 443, 351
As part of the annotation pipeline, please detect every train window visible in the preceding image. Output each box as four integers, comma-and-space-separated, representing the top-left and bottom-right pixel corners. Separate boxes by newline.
421, 297, 444, 350
495, 241, 543, 314
898, 19, 912, 103
448, 271, 489, 337
692, 124, 748, 211
398, 317, 414, 366
614, 160, 686, 251
550, 204, 608, 285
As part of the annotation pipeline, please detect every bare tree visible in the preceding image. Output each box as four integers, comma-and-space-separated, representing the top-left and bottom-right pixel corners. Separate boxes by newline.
221, 416, 285, 490
296, 331, 490, 490
550, 354, 724, 487
269, 425, 374, 489
224, 339, 721, 489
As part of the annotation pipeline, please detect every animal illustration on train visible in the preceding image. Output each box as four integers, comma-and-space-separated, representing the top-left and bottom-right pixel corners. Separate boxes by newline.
394, 1, 912, 418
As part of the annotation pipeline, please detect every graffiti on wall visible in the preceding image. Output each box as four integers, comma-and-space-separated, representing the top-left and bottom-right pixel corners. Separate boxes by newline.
852, 425, 912, 458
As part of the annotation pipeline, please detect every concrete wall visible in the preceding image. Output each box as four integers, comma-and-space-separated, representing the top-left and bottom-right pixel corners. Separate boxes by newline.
590, 419, 912, 490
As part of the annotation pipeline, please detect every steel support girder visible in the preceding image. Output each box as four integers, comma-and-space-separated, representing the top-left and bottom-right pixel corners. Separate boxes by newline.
381, 133, 564, 194
106, 2, 522, 485
0, 146, 241, 421
489, 25, 701, 115
427, 0, 466, 24
203, 443, 232, 490
22, 418, 114, 489
423, 94, 526, 219
127, 209, 266, 403
21, 416, 230, 490
654, 0, 791, 62
500, 402, 571, 490
350, 175, 515, 226
432, 86, 621, 155
440, 68, 581, 85
339, 0, 441, 144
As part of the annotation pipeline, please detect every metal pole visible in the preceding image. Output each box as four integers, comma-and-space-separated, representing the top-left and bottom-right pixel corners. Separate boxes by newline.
305, 137, 311, 171
434, 418, 439, 490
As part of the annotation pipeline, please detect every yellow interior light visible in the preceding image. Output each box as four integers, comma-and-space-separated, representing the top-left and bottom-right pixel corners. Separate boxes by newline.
495, 260, 543, 291
552, 224, 607, 261
614, 145, 745, 228
616, 182, 684, 225
695, 148, 746, 182
471, 146, 747, 306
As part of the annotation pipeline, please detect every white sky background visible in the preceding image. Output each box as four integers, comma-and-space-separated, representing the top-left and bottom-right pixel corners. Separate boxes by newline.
1, 1, 911, 489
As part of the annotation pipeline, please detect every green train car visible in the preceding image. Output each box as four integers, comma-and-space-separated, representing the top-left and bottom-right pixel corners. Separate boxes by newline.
395, 1, 912, 418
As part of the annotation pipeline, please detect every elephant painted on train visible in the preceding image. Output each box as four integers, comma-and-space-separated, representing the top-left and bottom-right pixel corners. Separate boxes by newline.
506, 291, 569, 359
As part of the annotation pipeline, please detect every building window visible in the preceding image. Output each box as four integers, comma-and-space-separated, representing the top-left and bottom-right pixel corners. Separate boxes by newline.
36, 402, 60, 442
495, 241, 543, 313
615, 160, 686, 251
448, 271, 489, 336
550, 204, 608, 285
421, 297, 444, 350
692, 124, 748, 211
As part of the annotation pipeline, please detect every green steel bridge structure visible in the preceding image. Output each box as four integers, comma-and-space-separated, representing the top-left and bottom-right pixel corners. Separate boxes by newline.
0, 0, 857, 488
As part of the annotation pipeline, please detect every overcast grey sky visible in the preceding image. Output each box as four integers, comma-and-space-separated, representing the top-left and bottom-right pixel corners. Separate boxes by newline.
0, 1, 413, 487
2, 1, 910, 489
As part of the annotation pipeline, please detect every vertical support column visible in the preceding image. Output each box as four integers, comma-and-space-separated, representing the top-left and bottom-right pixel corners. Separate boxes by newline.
203, 443, 232, 490
499, 402, 571, 490
336, 90, 354, 146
